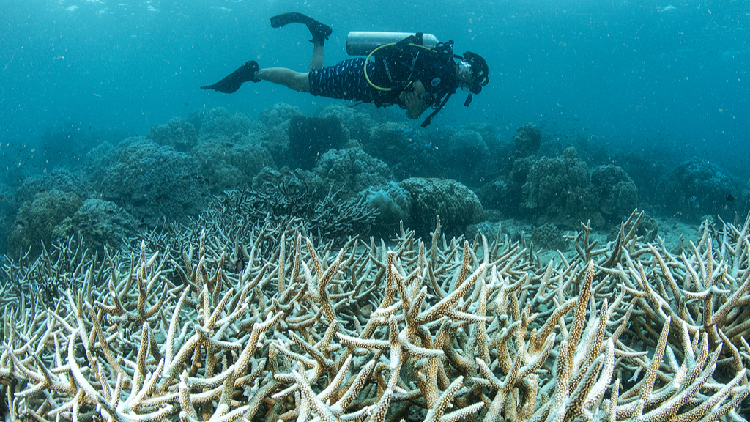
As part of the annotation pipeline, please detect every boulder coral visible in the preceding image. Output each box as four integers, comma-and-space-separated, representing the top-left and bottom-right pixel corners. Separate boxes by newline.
513, 123, 542, 157
192, 107, 256, 140
287, 115, 348, 170
258, 102, 303, 127
530, 222, 568, 251
426, 127, 489, 186
399, 177, 483, 237
146, 118, 198, 152
367, 122, 441, 180
7, 189, 82, 258
361, 181, 413, 238
52, 199, 139, 254
520, 147, 598, 227
313, 148, 393, 197
93, 137, 207, 227
191, 132, 275, 193
665, 158, 737, 221
317, 104, 376, 144
590, 165, 638, 224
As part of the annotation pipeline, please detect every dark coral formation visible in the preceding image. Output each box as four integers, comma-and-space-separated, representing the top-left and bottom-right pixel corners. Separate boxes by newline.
317, 104, 375, 143
519, 147, 597, 227
400, 177, 484, 238
91, 137, 208, 227
513, 123, 542, 157
312, 147, 392, 197
7, 189, 82, 258
287, 115, 347, 169
192, 132, 274, 193
590, 165, 638, 224
531, 222, 568, 251
52, 199, 138, 253
365, 122, 441, 179
665, 158, 738, 221
147, 118, 198, 152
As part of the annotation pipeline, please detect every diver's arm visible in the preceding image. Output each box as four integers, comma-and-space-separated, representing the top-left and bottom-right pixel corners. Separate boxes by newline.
399, 80, 429, 119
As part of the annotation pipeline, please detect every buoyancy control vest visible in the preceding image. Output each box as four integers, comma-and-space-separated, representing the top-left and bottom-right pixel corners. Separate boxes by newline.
364, 34, 459, 126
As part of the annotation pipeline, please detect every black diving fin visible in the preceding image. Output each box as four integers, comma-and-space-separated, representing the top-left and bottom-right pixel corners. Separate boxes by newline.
201, 60, 259, 94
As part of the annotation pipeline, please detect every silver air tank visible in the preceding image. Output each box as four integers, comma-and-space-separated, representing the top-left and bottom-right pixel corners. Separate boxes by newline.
346, 32, 439, 56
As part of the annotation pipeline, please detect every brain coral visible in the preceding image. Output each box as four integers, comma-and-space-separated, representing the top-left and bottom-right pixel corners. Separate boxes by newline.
7, 189, 82, 258
93, 137, 208, 227
399, 177, 484, 238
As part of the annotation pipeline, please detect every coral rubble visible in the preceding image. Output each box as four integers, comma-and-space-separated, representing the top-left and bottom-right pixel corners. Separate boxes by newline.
1, 211, 748, 422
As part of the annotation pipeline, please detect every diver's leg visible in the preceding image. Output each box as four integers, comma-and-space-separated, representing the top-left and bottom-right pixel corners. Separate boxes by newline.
256, 67, 310, 92
309, 42, 324, 71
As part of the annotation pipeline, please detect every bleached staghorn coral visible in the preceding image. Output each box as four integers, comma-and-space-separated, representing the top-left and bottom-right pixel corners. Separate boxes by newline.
584, 212, 750, 360
0, 214, 748, 422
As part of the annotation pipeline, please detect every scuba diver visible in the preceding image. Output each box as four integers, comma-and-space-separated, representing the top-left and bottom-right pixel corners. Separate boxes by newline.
201, 12, 489, 127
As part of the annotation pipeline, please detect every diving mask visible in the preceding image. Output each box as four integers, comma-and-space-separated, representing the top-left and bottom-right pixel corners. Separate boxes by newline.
458, 61, 473, 92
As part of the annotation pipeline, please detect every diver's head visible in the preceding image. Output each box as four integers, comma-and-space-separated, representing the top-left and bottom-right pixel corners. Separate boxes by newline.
457, 51, 489, 95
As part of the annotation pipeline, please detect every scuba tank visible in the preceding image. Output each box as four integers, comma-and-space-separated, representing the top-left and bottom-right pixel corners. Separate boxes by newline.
346, 32, 439, 56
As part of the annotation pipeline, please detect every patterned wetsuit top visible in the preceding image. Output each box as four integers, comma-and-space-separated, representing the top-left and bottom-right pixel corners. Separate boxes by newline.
308, 45, 457, 107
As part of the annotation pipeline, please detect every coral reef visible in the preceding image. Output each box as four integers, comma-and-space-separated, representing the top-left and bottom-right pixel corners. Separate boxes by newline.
313, 148, 393, 197
512, 123, 542, 157
1, 211, 749, 422
665, 158, 737, 221
361, 182, 413, 238
91, 137, 208, 227
425, 127, 489, 186
590, 165, 638, 224
400, 177, 484, 237
317, 105, 375, 144
7, 189, 82, 258
530, 222, 568, 251
520, 147, 598, 227
477, 179, 512, 216
205, 170, 378, 243
191, 133, 274, 194
287, 115, 348, 170
13, 169, 89, 205
366, 123, 441, 180
191, 108, 256, 140
258, 103, 303, 128
52, 199, 139, 253
147, 118, 199, 152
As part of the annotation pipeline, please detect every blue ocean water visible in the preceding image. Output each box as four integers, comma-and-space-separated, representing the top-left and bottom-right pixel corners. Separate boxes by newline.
1, 0, 748, 174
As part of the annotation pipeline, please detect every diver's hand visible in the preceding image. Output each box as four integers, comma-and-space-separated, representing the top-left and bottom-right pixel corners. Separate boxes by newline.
399, 90, 427, 119
399, 81, 428, 119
